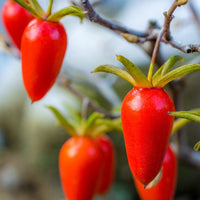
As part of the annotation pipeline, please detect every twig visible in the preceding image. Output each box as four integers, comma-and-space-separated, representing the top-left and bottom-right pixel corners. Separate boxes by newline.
148, 0, 179, 82
57, 75, 119, 119
81, 0, 148, 38
163, 39, 200, 54
80, 0, 200, 169
80, 0, 200, 54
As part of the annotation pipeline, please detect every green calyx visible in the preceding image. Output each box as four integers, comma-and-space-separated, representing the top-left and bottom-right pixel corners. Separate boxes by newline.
14, 0, 45, 19
47, 106, 122, 138
93, 55, 152, 88
92, 55, 200, 88
14, 0, 85, 22
47, 6, 86, 22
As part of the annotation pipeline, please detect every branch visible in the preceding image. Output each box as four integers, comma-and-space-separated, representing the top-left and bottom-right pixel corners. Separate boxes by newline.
57, 75, 119, 119
81, 0, 148, 38
164, 40, 200, 54
147, 0, 180, 82
80, 0, 200, 54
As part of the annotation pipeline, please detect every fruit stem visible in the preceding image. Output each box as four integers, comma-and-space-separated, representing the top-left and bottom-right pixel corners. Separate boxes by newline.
147, 30, 165, 83
46, 0, 54, 17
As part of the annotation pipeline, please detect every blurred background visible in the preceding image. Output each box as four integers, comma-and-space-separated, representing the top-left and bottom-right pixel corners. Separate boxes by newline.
0, 0, 200, 199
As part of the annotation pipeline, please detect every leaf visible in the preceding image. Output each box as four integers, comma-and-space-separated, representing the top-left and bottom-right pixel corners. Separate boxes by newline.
92, 64, 136, 85
97, 118, 123, 133
82, 112, 122, 137
47, 6, 86, 22
154, 64, 200, 87
85, 112, 104, 128
91, 118, 122, 137
121, 33, 138, 43
161, 56, 184, 76
171, 118, 190, 134
28, 0, 45, 16
171, 108, 200, 134
47, 106, 77, 136
82, 112, 104, 136
170, 111, 200, 123
116, 55, 152, 87
14, 0, 43, 18
193, 141, 200, 151
64, 104, 82, 126
152, 55, 183, 85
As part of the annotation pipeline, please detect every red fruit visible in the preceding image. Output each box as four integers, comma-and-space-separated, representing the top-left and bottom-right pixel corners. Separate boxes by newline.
1, 0, 33, 50
21, 18, 67, 102
134, 145, 177, 200
59, 137, 104, 200
96, 135, 115, 194
121, 87, 175, 185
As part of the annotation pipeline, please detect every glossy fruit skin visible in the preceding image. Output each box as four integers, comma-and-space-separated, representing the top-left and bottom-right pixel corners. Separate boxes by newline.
121, 87, 175, 185
21, 18, 67, 102
59, 137, 104, 200
134, 145, 177, 200
1, 0, 33, 50
96, 135, 115, 194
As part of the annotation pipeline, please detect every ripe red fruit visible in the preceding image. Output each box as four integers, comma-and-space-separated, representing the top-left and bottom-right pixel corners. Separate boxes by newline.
121, 87, 175, 185
96, 135, 115, 194
134, 145, 177, 200
59, 137, 104, 200
21, 18, 67, 102
1, 0, 33, 50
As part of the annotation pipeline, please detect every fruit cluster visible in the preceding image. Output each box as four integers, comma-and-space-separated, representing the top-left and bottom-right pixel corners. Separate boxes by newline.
1, 0, 84, 102
2, 1, 200, 200
93, 54, 200, 199
59, 135, 115, 200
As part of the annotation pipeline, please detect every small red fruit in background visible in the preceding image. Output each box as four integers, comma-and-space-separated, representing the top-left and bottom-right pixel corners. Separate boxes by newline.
1, 0, 33, 50
134, 145, 177, 200
96, 135, 116, 194
121, 87, 175, 185
59, 136, 104, 200
21, 18, 67, 102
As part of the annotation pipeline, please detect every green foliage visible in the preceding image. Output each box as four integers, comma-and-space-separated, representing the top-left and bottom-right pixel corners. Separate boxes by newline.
153, 64, 200, 87
152, 55, 183, 84
14, 0, 44, 18
47, 106, 77, 137
47, 106, 122, 138
14, 1, 85, 22
92, 64, 136, 86
193, 141, 200, 151
93, 55, 200, 89
116, 55, 152, 87
170, 111, 200, 123
47, 6, 86, 22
